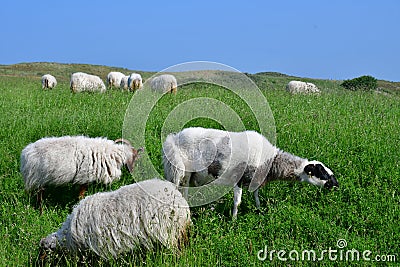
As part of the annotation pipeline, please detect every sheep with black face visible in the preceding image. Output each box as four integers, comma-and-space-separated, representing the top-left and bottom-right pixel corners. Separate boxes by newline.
162, 127, 338, 219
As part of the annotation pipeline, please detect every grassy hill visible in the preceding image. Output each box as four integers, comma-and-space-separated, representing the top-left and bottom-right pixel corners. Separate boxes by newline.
1, 62, 399, 94
0, 62, 399, 266
247, 71, 400, 95
0, 62, 154, 84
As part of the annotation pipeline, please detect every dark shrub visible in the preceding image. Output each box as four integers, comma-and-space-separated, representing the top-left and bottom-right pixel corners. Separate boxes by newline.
341, 75, 377, 91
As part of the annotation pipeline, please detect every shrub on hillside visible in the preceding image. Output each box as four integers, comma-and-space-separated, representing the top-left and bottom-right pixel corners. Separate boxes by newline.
341, 75, 377, 91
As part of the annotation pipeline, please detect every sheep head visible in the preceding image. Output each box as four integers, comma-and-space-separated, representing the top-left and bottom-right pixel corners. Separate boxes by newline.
299, 160, 339, 189
115, 139, 144, 173
39, 233, 58, 260
126, 147, 143, 173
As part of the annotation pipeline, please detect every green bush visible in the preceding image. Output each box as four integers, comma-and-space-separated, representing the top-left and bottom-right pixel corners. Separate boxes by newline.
341, 75, 377, 91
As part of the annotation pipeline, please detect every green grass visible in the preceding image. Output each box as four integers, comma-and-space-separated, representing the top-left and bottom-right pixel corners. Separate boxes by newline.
0, 63, 399, 266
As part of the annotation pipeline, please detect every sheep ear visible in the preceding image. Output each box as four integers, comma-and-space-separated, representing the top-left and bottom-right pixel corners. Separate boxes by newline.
134, 147, 144, 160
304, 164, 316, 176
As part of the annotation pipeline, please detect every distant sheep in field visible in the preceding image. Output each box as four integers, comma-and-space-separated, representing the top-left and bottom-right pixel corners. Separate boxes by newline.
127, 73, 143, 92
70, 72, 106, 93
40, 178, 191, 259
150, 74, 177, 94
41, 74, 57, 89
106, 71, 125, 89
20, 136, 142, 211
286, 81, 320, 94
120, 75, 129, 90
162, 127, 338, 218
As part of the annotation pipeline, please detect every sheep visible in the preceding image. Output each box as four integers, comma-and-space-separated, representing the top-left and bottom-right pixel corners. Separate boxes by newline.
41, 74, 57, 89
162, 127, 338, 219
150, 74, 177, 94
127, 73, 143, 92
120, 75, 129, 90
106, 71, 125, 89
39, 178, 191, 259
286, 80, 320, 94
70, 72, 106, 93
20, 136, 142, 212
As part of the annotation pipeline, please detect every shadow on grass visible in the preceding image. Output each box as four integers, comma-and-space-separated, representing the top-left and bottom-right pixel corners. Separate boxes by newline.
28, 183, 120, 214
33, 235, 183, 267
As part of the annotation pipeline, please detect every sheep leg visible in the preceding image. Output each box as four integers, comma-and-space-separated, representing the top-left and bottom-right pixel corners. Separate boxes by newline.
37, 188, 44, 215
79, 184, 88, 199
232, 185, 242, 219
254, 189, 260, 209
181, 172, 191, 199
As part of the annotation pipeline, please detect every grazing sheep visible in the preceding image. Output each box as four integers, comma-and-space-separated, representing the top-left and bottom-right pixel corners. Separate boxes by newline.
150, 74, 177, 94
120, 75, 129, 90
162, 127, 338, 218
286, 80, 320, 94
70, 72, 106, 93
20, 136, 142, 211
106, 71, 125, 89
40, 178, 191, 259
41, 74, 57, 89
127, 73, 143, 92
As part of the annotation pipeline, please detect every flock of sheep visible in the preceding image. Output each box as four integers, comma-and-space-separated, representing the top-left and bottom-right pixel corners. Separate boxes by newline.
41, 71, 178, 94
42, 71, 320, 95
25, 70, 331, 261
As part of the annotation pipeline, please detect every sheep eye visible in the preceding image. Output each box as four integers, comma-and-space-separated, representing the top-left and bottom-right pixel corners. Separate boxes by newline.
304, 164, 315, 176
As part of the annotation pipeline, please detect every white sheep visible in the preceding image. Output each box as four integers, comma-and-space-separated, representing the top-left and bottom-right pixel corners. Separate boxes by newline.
41, 74, 57, 89
70, 72, 106, 93
20, 136, 142, 211
127, 73, 143, 92
162, 127, 338, 218
120, 75, 129, 90
106, 71, 125, 89
286, 80, 320, 94
150, 74, 177, 94
39, 178, 191, 259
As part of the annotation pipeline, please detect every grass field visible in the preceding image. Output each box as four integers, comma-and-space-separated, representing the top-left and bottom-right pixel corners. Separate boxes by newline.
0, 63, 399, 266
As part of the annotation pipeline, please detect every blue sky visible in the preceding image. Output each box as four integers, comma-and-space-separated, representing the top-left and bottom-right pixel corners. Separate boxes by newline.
1, 0, 399, 81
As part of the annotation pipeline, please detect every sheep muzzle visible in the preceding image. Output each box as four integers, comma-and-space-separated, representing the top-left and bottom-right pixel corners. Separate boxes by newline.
324, 175, 339, 189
